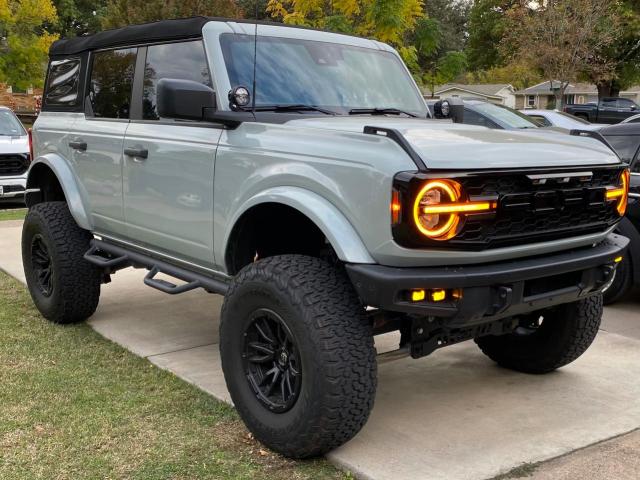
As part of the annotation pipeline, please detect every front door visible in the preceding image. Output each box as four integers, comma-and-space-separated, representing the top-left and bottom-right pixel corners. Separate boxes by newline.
122, 40, 220, 267
71, 47, 137, 234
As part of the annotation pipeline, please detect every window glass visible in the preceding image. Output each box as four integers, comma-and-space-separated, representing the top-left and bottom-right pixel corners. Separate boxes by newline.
603, 135, 640, 163
471, 102, 538, 129
143, 41, 212, 120
617, 98, 637, 109
45, 58, 81, 106
89, 48, 137, 119
0, 109, 26, 136
529, 115, 551, 127
220, 34, 428, 116
464, 108, 499, 128
601, 99, 617, 108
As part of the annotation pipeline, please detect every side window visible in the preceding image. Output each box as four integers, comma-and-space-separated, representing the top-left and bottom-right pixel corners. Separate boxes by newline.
142, 41, 212, 120
44, 58, 81, 107
601, 99, 617, 108
88, 48, 137, 119
529, 115, 551, 127
618, 99, 636, 109
464, 108, 498, 129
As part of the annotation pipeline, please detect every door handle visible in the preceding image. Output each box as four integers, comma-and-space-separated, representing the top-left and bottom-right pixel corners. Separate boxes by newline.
69, 140, 87, 151
124, 147, 148, 160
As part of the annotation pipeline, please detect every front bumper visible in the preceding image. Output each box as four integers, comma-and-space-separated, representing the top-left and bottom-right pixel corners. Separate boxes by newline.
346, 233, 629, 326
0, 176, 26, 199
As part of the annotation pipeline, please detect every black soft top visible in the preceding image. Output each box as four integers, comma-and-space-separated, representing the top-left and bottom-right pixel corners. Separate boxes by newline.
49, 16, 212, 56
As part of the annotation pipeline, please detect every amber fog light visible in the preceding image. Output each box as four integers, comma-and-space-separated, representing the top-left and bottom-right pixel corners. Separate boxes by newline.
412, 179, 496, 240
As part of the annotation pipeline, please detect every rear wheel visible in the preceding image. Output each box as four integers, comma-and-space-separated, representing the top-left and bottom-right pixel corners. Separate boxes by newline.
22, 202, 101, 324
220, 255, 377, 458
475, 295, 602, 374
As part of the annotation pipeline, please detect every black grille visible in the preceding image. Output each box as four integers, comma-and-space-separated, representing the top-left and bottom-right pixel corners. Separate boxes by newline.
453, 168, 622, 249
0, 154, 29, 176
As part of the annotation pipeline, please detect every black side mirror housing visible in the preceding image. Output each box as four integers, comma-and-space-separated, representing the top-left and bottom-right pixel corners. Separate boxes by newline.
157, 78, 216, 121
433, 97, 465, 123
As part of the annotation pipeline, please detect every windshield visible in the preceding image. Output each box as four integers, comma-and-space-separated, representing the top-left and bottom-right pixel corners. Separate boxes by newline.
220, 34, 428, 117
472, 103, 538, 129
0, 110, 26, 136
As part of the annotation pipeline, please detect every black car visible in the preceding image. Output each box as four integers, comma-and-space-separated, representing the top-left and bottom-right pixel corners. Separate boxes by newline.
573, 123, 640, 303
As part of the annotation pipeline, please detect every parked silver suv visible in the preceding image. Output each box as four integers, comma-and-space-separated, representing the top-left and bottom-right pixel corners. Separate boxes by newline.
0, 106, 29, 202
24, 17, 629, 458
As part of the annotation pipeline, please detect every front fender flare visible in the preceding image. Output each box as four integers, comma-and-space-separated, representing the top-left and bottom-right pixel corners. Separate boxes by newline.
27, 155, 92, 230
224, 187, 375, 265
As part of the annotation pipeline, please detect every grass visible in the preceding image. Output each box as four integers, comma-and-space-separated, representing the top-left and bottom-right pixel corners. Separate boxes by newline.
0, 208, 26, 221
0, 272, 347, 480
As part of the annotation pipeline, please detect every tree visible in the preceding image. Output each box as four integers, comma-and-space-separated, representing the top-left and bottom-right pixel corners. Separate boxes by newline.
423, 50, 467, 96
422, 0, 468, 52
51, 0, 106, 37
0, 0, 58, 89
266, 0, 424, 68
502, 0, 620, 109
466, 0, 516, 71
465, 61, 541, 90
101, 0, 240, 29
586, 0, 640, 98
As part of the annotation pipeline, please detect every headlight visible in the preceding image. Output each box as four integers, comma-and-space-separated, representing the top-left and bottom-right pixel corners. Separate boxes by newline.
412, 179, 496, 240
606, 169, 630, 216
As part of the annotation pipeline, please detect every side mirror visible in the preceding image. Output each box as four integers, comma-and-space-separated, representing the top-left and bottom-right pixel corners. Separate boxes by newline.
157, 78, 216, 121
433, 97, 464, 123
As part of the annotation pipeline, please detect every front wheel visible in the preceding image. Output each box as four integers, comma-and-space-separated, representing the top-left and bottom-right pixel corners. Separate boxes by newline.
475, 295, 602, 374
220, 255, 377, 458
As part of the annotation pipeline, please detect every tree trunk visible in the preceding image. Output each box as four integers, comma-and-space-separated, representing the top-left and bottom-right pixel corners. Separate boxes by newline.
597, 81, 613, 100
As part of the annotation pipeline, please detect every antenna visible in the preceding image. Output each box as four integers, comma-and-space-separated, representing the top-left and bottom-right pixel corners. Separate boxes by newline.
251, 0, 258, 113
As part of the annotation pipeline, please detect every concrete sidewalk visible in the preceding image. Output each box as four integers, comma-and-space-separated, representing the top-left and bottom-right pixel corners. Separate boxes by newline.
2, 219, 640, 480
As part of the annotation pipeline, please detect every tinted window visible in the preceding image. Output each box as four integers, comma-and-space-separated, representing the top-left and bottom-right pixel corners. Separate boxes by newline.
0, 110, 26, 136
464, 108, 499, 128
618, 99, 637, 109
471, 103, 538, 129
603, 135, 640, 163
143, 41, 211, 120
45, 58, 81, 107
529, 115, 551, 127
601, 99, 617, 108
89, 48, 137, 119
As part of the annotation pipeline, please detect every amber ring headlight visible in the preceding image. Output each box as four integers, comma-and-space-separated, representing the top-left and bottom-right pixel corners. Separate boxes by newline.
412, 179, 496, 240
606, 169, 630, 216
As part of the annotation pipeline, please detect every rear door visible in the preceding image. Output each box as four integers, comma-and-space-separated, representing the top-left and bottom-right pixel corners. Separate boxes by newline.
122, 40, 221, 267
598, 99, 620, 123
70, 47, 137, 234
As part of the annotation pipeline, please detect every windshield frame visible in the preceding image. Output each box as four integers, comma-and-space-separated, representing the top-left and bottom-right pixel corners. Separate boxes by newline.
203, 21, 429, 117
0, 109, 27, 137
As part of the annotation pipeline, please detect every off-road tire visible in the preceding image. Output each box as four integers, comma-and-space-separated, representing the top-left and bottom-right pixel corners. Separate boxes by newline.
220, 255, 377, 458
475, 295, 602, 374
22, 201, 101, 324
603, 253, 632, 305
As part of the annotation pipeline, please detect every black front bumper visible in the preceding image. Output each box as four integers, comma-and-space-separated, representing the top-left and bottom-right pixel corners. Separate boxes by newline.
346, 234, 629, 326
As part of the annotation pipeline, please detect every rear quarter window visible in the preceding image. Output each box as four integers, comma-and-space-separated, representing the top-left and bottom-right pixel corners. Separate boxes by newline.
44, 58, 81, 107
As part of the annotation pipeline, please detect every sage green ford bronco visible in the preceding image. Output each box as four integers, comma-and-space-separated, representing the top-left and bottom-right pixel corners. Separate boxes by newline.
24, 17, 629, 458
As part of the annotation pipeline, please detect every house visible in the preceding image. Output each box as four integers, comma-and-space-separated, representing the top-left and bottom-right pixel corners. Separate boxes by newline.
515, 81, 640, 109
0, 83, 42, 113
423, 84, 517, 108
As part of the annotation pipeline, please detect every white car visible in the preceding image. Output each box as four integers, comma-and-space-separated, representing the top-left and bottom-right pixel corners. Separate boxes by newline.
0, 106, 29, 203
520, 109, 606, 131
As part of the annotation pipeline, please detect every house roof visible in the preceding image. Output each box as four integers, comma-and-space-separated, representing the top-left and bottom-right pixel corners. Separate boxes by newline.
433, 83, 513, 98
516, 81, 640, 95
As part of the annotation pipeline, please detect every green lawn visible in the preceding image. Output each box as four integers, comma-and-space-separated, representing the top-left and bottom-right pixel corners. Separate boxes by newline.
0, 272, 347, 480
0, 208, 26, 221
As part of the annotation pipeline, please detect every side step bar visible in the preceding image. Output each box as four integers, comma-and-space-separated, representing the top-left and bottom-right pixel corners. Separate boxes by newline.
84, 239, 229, 295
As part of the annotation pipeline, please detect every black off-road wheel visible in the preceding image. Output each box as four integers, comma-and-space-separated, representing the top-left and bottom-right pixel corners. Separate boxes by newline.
220, 255, 377, 458
22, 202, 101, 324
475, 295, 602, 374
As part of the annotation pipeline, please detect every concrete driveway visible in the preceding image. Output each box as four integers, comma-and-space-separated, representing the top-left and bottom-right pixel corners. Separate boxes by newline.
2, 219, 639, 480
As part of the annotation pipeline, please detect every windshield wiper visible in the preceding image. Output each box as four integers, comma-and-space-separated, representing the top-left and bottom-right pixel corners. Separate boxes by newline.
254, 104, 337, 115
348, 107, 418, 118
